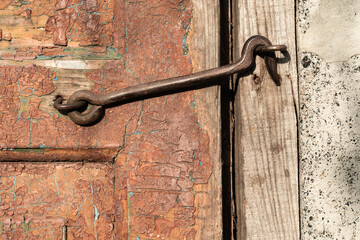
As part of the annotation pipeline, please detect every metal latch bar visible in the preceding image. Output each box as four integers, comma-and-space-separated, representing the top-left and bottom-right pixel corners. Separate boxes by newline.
54, 35, 286, 126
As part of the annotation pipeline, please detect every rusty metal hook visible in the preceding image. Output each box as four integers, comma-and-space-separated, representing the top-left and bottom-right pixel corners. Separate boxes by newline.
54, 35, 286, 126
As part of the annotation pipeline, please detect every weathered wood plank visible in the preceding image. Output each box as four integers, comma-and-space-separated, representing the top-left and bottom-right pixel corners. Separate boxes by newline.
0, 1, 222, 239
110, 0, 222, 239
190, 1, 223, 239
233, 0, 299, 239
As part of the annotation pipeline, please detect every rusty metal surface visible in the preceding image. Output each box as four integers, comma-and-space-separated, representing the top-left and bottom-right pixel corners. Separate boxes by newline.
54, 37, 286, 126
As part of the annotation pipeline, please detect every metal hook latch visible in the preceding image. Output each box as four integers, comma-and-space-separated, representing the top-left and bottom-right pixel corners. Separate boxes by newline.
54, 35, 286, 126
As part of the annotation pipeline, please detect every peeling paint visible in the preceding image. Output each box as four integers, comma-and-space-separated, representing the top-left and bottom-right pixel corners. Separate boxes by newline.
0, 163, 114, 238
1, 0, 214, 239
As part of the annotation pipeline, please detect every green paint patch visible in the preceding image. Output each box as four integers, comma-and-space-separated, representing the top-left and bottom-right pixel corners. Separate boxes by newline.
18, 0, 29, 5
36, 55, 56, 60
105, 47, 125, 60
18, 96, 31, 118
125, 27, 129, 40
190, 100, 196, 109
176, 0, 186, 11
192, 150, 197, 160
63, 47, 124, 60
190, 92, 196, 109
21, 222, 30, 233
182, 18, 192, 55
189, 173, 195, 182
13, 148, 45, 153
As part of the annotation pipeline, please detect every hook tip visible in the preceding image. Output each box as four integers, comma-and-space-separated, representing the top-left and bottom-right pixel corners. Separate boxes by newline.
257, 45, 287, 53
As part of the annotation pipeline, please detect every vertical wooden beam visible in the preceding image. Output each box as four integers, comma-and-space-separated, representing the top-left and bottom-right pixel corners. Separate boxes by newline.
190, 1, 223, 239
233, 1, 299, 239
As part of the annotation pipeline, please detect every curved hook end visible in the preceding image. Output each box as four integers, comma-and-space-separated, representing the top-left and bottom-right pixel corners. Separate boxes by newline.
265, 54, 282, 86
257, 45, 286, 86
238, 36, 286, 86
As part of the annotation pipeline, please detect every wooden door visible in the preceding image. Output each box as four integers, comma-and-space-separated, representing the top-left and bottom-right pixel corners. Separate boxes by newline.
0, 0, 222, 239
0, 0, 301, 239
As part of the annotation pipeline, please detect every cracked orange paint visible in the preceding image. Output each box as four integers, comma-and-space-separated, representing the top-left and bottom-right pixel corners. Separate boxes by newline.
0, 163, 114, 239
0, 0, 215, 239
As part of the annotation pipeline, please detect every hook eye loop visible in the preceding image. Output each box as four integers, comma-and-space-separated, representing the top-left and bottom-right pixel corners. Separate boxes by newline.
54, 94, 105, 126
53, 95, 88, 113
66, 94, 105, 126
67, 105, 105, 126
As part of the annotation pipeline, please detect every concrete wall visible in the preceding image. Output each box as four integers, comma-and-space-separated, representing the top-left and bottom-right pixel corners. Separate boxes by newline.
298, 0, 360, 239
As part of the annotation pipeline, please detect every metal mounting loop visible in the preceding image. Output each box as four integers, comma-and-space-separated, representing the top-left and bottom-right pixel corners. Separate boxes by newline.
54, 35, 287, 126
53, 96, 87, 112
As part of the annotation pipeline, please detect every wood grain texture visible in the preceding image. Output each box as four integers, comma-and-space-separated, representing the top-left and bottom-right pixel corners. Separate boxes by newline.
190, 1, 222, 239
233, 0, 299, 239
